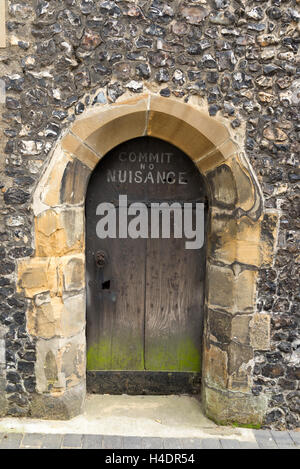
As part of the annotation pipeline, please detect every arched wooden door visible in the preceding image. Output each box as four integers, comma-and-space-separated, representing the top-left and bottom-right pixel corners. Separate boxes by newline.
86, 137, 207, 394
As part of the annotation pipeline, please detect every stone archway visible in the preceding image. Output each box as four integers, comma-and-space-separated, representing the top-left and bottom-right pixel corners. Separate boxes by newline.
17, 93, 278, 424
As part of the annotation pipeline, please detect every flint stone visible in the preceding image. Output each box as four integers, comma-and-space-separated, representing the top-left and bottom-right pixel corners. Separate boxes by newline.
180, 6, 208, 25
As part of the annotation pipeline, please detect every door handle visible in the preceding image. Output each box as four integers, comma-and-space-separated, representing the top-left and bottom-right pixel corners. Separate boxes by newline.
95, 250, 107, 268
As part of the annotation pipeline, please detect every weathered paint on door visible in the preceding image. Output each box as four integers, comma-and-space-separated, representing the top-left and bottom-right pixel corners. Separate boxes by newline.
85, 137, 207, 391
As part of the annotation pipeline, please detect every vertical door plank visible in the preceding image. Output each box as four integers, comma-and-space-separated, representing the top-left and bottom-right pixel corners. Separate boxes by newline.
144, 209, 205, 372
86, 211, 146, 371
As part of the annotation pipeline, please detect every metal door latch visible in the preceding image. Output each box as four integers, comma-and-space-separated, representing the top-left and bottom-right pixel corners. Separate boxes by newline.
95, 250, 107, 268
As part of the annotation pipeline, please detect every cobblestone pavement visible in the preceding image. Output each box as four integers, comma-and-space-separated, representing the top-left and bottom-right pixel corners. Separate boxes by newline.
0, 430, 299, 449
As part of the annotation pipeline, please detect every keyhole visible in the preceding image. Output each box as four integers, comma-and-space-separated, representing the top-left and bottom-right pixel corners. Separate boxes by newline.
102, 280, 110, 290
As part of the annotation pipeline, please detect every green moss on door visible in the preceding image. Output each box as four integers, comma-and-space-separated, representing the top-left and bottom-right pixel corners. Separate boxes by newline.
145, 336, 201, 372
87, 337, 144, 371
87, 335, 201, 372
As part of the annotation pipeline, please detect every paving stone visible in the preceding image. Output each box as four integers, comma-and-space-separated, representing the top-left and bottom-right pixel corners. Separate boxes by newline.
180, 438, 202, 449
102, 435, 123, 449
239, 441, 260, 449
255, 430, 277, 449
21, 433, 45, 448
82, 434, 103, 449
289, 431, 300, 447
200, 438, 222, 449
41, 434, 64, 449
142, 437, 164, 449
1, 430, 299, 450
271, 430, 296, 448
123, 436, 143, 449
62, 433, 83, 448
220, 438, 241, 449
0, 433, 23, 449
163, 438, 183, 449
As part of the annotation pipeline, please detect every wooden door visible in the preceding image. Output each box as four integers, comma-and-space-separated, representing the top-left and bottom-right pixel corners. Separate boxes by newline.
86, 137, 207, 394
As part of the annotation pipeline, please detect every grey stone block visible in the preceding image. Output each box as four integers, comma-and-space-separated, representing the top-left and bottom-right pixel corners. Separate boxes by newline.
123, 436, 143, 449
201, 438, 222, 449
289, 431, 300, 447
180, 438, 202, 449
142, 438, 164, 449
21, 433, 45, 448
0, 433, 23, 449
239, 441, 260, 449
30, 382, 85, 420
41, 434, 64, 449
62, 433, 83, 448
255, 430, 277, 448
102, 435, 123, 449
163, 438, 183, 449
271, 431, 296, 448
220, 439, 241, 449
82, 434, 103, 449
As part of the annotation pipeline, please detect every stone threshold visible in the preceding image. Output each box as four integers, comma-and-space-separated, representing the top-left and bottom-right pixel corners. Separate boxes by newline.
0, 394, 255, 442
